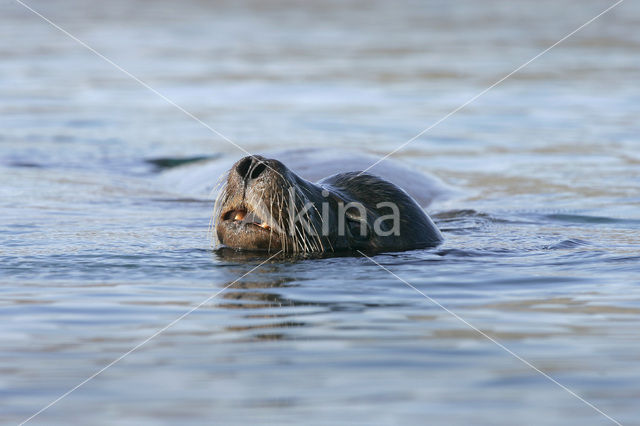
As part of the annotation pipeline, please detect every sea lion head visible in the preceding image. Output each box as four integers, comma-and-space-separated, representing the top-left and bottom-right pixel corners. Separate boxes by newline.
214, 155, 443, 253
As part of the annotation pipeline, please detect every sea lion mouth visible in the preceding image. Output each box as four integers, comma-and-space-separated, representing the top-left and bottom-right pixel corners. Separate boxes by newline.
216, 202, 284, 251
222, 208, 273, 231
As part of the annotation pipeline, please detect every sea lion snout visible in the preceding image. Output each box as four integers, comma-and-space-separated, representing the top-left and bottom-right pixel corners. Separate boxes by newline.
230, 155, 291, 191
234, 155, 268, 185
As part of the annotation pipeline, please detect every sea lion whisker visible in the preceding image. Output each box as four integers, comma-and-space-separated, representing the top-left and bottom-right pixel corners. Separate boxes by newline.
306, 199, 326, 251
297, 188, 324, 252
211, 178, 230, 246
299, 190, 319, 253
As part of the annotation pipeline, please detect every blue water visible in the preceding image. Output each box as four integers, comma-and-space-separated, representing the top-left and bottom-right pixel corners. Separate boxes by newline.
2, 0, 640, 425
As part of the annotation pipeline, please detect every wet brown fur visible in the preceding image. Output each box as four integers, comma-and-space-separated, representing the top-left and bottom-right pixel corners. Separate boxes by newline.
214, 155, 442, 253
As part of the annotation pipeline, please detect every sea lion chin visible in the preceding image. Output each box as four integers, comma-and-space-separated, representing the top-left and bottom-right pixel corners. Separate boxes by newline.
214, 155, 443, 253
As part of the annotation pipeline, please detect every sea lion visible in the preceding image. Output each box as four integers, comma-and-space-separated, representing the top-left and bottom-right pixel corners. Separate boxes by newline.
214, 155, 443, 253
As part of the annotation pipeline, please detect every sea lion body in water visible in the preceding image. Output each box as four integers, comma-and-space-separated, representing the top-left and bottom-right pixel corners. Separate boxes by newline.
213, 153, 444, 253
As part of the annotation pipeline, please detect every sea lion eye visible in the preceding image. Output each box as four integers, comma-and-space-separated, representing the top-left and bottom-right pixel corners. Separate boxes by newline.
345, 210, 370, 241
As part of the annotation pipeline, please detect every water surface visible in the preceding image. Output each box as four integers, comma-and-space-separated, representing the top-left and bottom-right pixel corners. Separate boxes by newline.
1, 0, 639, 425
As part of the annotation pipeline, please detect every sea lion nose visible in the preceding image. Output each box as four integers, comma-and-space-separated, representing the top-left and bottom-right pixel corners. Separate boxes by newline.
235, 156, 267, 183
